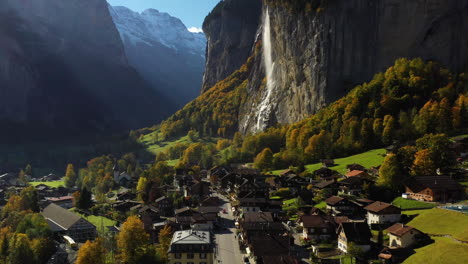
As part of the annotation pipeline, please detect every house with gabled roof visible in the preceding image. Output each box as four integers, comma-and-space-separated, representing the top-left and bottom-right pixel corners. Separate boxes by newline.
41, 203, 96, 242
403, 176, 464, 202
325, 196, 359, 216
387, 223, 424, 248
364, 201, 401, 226
168, 229, 214, 264
337, 222, 372, 253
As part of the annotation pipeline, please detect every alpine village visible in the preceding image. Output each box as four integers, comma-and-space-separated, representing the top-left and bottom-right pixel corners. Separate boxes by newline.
0, 0, 467, 264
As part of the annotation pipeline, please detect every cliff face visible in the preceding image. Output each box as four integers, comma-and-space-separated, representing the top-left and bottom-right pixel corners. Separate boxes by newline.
201, 0, 263, 93
109, 6, 206, 107
0, 0, 174, 138
238, 0, 468, 134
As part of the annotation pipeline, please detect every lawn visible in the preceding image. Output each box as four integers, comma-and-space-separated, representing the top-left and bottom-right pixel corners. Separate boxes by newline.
139, 131, 219, 156
283, 198, 300, 211
407, 208, 468, 241
392, 197, 436, 210
314, 201, 327, 210
403, 237, 468, 264
272, 148, 386, 175
70, 209, 117, 234
30, 180, 64, 188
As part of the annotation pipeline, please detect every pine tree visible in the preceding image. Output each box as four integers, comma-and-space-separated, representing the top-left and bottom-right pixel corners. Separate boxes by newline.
64, 164, 77, 189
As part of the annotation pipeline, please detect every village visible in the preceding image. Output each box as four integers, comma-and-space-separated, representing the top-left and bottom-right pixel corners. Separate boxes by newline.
0, 136, 465, 264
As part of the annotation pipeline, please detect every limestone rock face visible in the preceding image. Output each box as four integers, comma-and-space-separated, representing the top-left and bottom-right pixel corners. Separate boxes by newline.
201, 0, 263, 93
238, 0, 468, 134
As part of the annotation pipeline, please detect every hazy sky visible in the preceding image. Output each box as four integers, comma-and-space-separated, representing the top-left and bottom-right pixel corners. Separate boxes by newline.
107, 0, 221, 32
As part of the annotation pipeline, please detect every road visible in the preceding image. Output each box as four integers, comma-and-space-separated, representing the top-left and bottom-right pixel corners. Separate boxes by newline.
214, 194, 244, 264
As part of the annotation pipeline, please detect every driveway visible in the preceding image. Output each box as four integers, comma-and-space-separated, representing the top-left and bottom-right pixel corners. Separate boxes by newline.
214, 194, 244, 264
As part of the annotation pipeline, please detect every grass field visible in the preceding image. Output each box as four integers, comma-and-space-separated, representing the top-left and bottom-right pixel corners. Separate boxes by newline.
407, 208, 468, 241
392, 197, 436, 210
314, 201, 327, 210
30, 180, 64, 188
70, 209, 116, 234
403, 237, 468, 264
271, 148, 386, 175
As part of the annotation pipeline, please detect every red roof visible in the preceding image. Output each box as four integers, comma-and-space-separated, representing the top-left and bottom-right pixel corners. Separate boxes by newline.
386, 223, 419, 237
346, 170, 366, 177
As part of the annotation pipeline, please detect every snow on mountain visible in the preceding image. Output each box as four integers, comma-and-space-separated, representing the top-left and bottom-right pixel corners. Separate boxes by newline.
109, 5, 206, 57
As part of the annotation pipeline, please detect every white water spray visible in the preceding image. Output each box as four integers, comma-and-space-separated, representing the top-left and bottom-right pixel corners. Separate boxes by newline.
256, 7, 276, 131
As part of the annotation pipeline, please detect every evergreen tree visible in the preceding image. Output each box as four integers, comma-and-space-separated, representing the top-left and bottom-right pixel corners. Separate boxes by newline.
64, 164, 77, 189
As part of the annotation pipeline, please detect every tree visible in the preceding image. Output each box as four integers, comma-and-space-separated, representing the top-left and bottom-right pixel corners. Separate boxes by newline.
411, 149, 437, 176
7, 233, 35, 264
75, 188, 92, 210
19, 186, 39, 212
347, 242, 364, 264
64, 164, 77, 189
136, 177, 148, 202
24, 164, 32, 176
415, 133, 454, 169
156, 226, 173, 262
117, 216, 150, 264
76, 238, 106, 264
378, 154, 404, 191
254, 148, 274, 171
382, 115, 396, 145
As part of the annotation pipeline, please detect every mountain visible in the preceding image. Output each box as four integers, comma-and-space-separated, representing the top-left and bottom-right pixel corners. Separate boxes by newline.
201, 0, 468, 134
109, 6, 206, 107
0, 0, 174, 140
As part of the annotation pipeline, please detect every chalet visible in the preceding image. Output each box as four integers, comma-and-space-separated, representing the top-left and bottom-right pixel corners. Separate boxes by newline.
46, 196, 74, 209
200, 196, 221, 207
324, 196, 358, 216
247, 235, 293, 264
387, 223, 424, 248
174, 207, 216, 231
134, 204, 160, 231
42, 203, 96, 242
238, 197, 269, 213
235, 178, 269, 198
116, 190, 136, 201
337, 222, 372, 253
347, 164, 365, 172
338, 176, 373, 196
314, 179, 338, 192
278, 175, 309, 191
321, 159, 335, 168
186, 180, 211, 199
345, 170, 368, 178
313, 167, 339, 180
298, 215, 337, 240
365, 201, 401, 226
238, 222, 287, 247
239, 212, 274, 225
112, 200, 142, 213
403, 176, 464, 202
155, 196, 173, 217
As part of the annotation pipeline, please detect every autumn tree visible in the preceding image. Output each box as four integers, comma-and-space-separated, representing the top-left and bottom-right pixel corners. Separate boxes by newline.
136, 177, 148, 202
64, 164, 77, 189
378, 154, 404, 191
117, 216, 150, 264
19, 186, 39, 213
156, 225, 173, 262
254, 148, 274, 171
411, 149, 437, 176
7, 233, 35, 264
76, 238, 106, 264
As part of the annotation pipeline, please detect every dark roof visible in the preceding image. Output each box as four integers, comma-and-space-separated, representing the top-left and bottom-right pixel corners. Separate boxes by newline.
250, 235, 291, 257
364, 201, 400, 214
404, 176, 463, 193
261, 255, 300, 264
299, 215, 335, 228
41, 203, 92, 231
324, 196, 345, 205
243, 212, 273, 223
386, 223, 420, 237
339, 222, 371, 244
241, 222, 286, 231
197, 206, 220, 214
315, 180, 336, 189
155, 196, 170, 203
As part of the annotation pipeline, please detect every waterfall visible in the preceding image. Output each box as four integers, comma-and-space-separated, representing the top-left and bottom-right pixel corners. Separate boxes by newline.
256, 7, 276, 132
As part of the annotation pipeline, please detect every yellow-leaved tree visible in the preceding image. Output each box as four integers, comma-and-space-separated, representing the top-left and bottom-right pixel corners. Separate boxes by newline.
116, 216, 150, 264
76, 238, 106, 264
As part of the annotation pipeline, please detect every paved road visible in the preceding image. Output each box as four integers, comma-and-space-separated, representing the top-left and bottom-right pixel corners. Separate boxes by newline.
214, 194, 244, 264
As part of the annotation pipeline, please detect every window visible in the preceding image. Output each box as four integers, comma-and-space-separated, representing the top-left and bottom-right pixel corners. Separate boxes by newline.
174, 253, 182, 259
200, 253, 207, 259
187, 253, 194, 259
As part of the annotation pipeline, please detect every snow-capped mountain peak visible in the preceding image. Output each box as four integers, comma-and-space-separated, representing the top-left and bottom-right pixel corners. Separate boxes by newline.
109, 5, 206, 56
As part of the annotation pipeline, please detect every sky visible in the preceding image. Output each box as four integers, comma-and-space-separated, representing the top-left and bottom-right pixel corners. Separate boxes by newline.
107, 0, 221, 32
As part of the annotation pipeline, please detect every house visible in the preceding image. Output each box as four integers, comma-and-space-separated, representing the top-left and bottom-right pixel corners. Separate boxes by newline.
364, 201, 401, 226
175, 207, 216, 231
403, 176, 464, 202
200, 196, 221, 207
321, 159, 335, 168
387, 223, 424, 248
337, 222, 372, 253
313, 167, 339, 180
186, 180, 211, 199
314, 179, 339, 193
116, 190, 136, 201
46, 196, 74, 209
338, 176, 372, 196
324, 196, 358, 216
41, 203, 96, 242
238, 197, 269, 213
279, 169, 296, 177
298, 215, 338, 240
345, 170, 369, 178
247, 235, 293, 264
112, 200, 142, 213
347, 164, 365, 172
134, 204, 160, 231
0, 173, 18, 186
155, 196, 174, 217
378, 247, 415, 264
114, 172, 132, 186
168, 230, 214, 264
238, 222, 287, 247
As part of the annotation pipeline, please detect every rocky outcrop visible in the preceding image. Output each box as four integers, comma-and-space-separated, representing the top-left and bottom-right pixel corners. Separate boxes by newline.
238, 0, 468, 134
109, 6, 206, 107
0, 0, 175, 138
201, 0, 262, 93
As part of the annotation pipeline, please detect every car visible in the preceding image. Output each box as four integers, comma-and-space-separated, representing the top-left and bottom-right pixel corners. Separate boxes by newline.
244, 257, 251, 263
